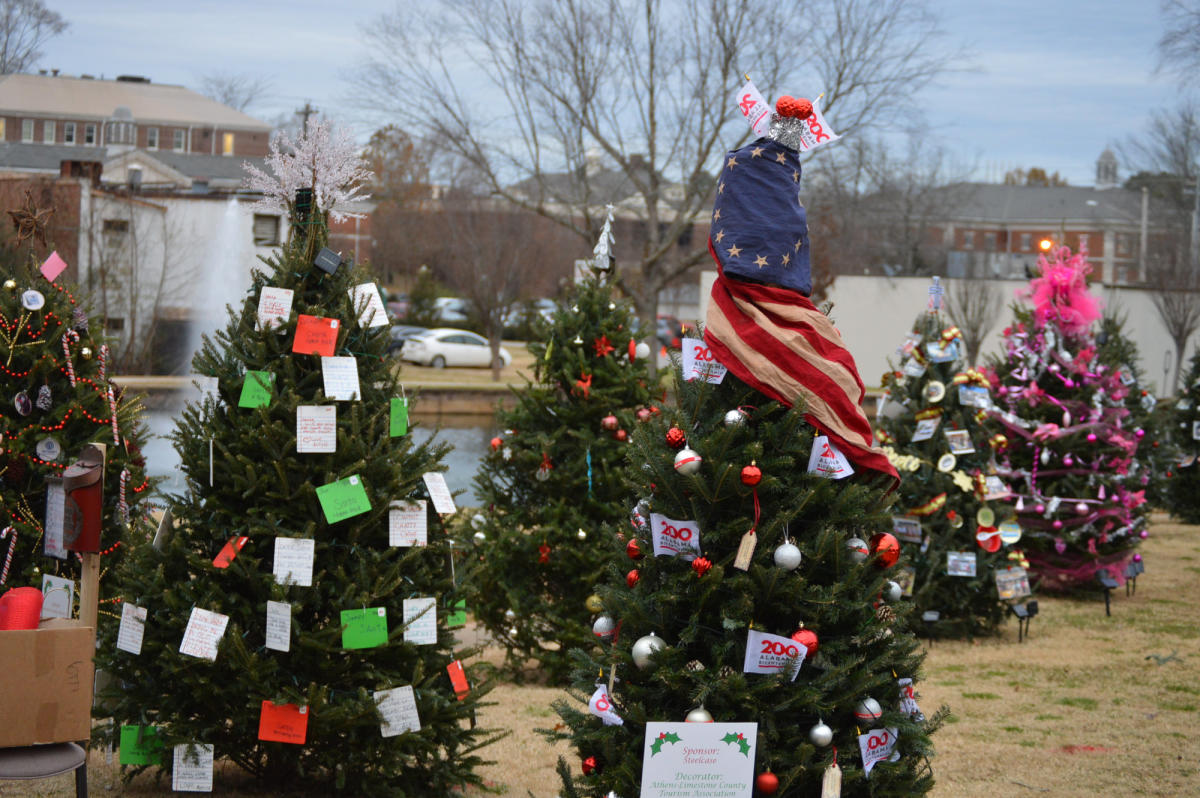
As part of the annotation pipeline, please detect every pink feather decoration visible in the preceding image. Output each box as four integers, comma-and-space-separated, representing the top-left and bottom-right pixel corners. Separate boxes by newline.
1023, 247, 1102, 336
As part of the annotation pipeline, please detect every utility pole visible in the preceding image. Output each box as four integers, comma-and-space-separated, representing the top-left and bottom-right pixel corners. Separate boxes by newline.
296, 101, 317, 132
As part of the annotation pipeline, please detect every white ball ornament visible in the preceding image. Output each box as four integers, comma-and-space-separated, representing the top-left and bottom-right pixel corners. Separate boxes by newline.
592, 615, 616, 639
635, 342, 652, 359
685, 706, 714, 723
674, 446, 703, 476
809, 722, 834, 747
577, 528, 588, 540
773, 541, 802, 570
854, 697, 882, 723
884, 580, 903, 602
846, 537, 869, 563
631, 632, 666, 669
473, 531, 486, 543
504, 609, 517, 622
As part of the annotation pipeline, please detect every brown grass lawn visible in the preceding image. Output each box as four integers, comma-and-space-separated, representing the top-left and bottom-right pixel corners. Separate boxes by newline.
10, 517, 1199, 797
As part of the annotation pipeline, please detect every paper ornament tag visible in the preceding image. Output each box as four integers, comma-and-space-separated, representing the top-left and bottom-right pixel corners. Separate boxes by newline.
265, 600, 291, 652
732, 530, 756, 571
681, 337, 727, 383
857, 728, 900, 777
375, 685, 420, 737
44, 476, 67, 559
390, 397, 409, 437
258, 701, 308, 744
213, 536, 249, 568
256, 287, 293, 330
649, 513, 701, 560
171, 743, 214, 792
389, 500, 428, 546
944, 429, 975, 454
891, 516, 923, 544
588, 683, 624, 726
995, 566, 1031, 599
273, 537, 315, 587
958, 384, 991, 409
901, 358, 926, 378
40, 574, 73, 619
742, 629, 804, 681
316, 475, 371, 523
446, 660, 470, 700
446, 599, 467, 628
403, 597, 437, 645
116, 602, 147, 655
341, 607, 388, 649
946, 551, 977, 577
348, 282, 389, 328
321, 356, 360, 400
983, 475, 1011, 500
179, 607, 230, 661
40, 251, 68, 281
808, 435, 854, 479
422, 472, 456, 515
119, 725, 163, 766
293, 314, 340, 356
238, 371, 274, 408
821, 760, 842, 798
296, 405, 336, 453
911, 417, 939, 442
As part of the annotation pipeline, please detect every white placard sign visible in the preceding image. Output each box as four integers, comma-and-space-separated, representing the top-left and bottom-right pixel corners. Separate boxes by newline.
348, 282, 389, 328
265, 600, 292, 652
115, 602, 147, 655
256, 286, 294, 330
588, 684, 624, 726
171, 743, 214, 792
793, 99, 841, 153
321, 356, 360, 400
808, 435, 854, 479
946, 551, 977, 577
375, 685, 421, 737
273, 537, 315, 587
44, 477, 66, 559
422, 472, 456, 515
733, 78, 772, 138
911, 417, 940, 442
640, 722, 757, 798
858, 727, 900, 777
40, 574, 74, 619
403, 597, 437, 645
179, 607, 230, 661
742, 629, 804, 681
389, 500, 428, 547
649, 513, 701, 560
296, 405, 336, 453
682, 337, 727, 384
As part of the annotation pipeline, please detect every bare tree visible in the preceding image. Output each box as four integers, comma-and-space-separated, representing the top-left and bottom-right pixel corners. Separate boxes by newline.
0, 0, 66, 74
197, 71, 272, 113
945, 278, 1002, 366
353, 0, 960, 329
1158, 0, 1200, 88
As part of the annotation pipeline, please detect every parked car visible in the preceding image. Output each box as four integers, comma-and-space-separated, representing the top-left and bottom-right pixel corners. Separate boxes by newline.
400, 328, 512, 369
434, 297, 470, 324
386, 325, 428, 357
386, 295, 409, 320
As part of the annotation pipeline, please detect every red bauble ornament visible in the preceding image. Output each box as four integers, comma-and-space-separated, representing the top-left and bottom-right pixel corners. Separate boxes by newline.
790, 627, 819, 657
692, 556, 713, 577
649, 405, 661, 415
629, 338, 638, 360
666, 426, 686, 448
755, 771, 780, 794
537, 543, 551, 564
601, 414, 619, 430
490, 436, 502, 451
636, 408, 651, 422
741, 462, 762, 486
626, 569, 641, 587
869, 532, 900, 568
615, 429, 628, 442
626, 539, 643, 559
582, 756, 597, 775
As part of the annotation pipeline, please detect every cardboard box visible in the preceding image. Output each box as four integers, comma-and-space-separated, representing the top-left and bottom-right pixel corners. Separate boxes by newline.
0, 619, 95, 746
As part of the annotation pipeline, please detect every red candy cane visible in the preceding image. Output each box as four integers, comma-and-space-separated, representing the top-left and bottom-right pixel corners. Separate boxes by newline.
118, 468, 130, 526
0, 527, 15, 584
107, 385, 120, 444
98, 344, 109, 382
62, 330, 80, 386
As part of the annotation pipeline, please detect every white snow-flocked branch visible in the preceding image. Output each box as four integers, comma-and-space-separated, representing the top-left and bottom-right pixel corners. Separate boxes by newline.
242, 117, 372, 222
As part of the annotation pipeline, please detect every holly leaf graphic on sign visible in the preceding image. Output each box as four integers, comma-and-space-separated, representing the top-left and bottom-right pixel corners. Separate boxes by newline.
721, 731, 751, 756
649, 731, 681, 756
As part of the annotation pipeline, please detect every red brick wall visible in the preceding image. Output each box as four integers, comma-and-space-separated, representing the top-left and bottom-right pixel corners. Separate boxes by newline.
0, 176, 82, 272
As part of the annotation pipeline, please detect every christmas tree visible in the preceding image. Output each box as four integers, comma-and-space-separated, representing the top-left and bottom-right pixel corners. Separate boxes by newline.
987, 247, 1147, 591
549, 96, 943, 797
468, 217, 657, 681
875, 282, 1016, 638
1165, 349, 1200, 521
94, 119, 498, 794
0, 190, 154, 611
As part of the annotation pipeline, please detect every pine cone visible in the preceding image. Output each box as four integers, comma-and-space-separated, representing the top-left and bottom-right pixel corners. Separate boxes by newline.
876, 605, 897, 624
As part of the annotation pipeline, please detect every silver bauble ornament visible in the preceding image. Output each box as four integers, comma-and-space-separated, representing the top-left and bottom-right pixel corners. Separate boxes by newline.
577, 528, 588, 540
472, 531, 486, 543
80, 346, 93, 360
884, 580, 903, 602
809, 721, 834, 747
592, 615, 616, 639
504, 609, 517, 622
673, 446, 702, 475
854, 697, 882, 722
773, 541, 802, 570
631, 632, 666, 669
2, 279, 16, 292
470, 512, 485, 529
723, 408, 747, 427
846, 537, 869, 563
685, 706, 714, 723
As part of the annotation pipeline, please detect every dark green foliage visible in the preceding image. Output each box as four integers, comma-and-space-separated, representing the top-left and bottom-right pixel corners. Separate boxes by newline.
876, 309, 1010, 638
95, 214, 499, 794
547, 366, 942, 797
1166, 349, 1200, 522
468, 275, 654, 681
405, 265, 441, 328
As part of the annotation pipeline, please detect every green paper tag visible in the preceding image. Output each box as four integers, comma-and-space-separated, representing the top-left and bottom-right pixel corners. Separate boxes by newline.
390, 397, 408, 437
119, 725, 163, 765
341, 607, 388, 649
238, 371, 274, 408
316, 475, 371, 523
446, 599, 467, 628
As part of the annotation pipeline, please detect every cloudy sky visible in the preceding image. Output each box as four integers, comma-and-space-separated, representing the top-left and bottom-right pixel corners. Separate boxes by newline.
37, 0, 1181, 186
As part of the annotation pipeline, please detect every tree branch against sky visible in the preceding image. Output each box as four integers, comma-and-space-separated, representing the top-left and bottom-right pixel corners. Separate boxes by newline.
1157, 0, 1200, 89
0, 0, 66, 74
352, 0, 961, 322
197, 70, 273, 113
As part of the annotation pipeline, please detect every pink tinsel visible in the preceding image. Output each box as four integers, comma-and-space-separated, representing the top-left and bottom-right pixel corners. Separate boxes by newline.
1022, 247, 1103, 336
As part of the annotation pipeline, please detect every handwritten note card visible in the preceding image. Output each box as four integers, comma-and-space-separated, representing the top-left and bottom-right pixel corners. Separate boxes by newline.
119, 725, 163, 766
273, 537, 315, 587
44, 477, 66, 559
171, 744, 214, 792
348, 282, 389, 328
422, 472, 456, 515
179, 607, 230, 661
321, 356, 360, 401
316, 475, 371, 523
40, 574, 73, 619
389, 500, 427, 547
403, 597, 437, 645
256, 286, 293, 330
238, 371, 274, 409
257, 701, 308, 744
292, 314, 339, 357
375, 685, 421, 737
265, 600, 291, 652
341, 607, 388, 650
296, 405, 336, 453
117, 602, 148, 655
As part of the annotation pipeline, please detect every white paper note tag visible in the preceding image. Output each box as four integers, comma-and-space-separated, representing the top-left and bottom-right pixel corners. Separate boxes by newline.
116, 602, 147, 655
422, 472, 456, 515
265, 600, 292, 652
403, 597, 437, 645
375, 684, 420, 737
389, 500, 428, 546
179, 607, 229, 661
296, 405, 336, 453
172, 743, 214, 792
273, 537, 315, 587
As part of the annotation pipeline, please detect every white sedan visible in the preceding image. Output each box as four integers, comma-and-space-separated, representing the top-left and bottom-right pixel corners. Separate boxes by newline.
399, 328, 512, 369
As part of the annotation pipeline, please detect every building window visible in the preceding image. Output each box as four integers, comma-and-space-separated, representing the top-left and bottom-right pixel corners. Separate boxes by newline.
222, 132, 234, 156
961, 231, 974, 250
84, 123, 96, 145
146, 127, 158, 149
63, 122, 75, 145
252, 214, 280, 246
1020, 233, 1032, 251
21, 119, 34, 142
102, 219, 129, 250
984, 232, 996, 251
105, 317, 124, 332
1116, 234, 1129, 255
42, 120, 54, 144
173, 129, 186, 152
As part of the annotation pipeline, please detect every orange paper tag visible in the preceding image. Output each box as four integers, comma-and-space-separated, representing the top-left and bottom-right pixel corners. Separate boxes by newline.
257, 701, 308, 744
213, 536, 249, 568
447, 660, 469, 700
292, 314, 339, 357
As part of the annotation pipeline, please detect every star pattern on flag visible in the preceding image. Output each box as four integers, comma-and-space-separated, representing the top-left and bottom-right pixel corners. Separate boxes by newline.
782, 252, 791, 266
727, 244, 742, 257
714, 230, 725, 242
713, 208, 721, 221
718, 182, 725, 194
792, 170, 800, 183
775, 151, 787, 164
794, 237, 803, 252
754, 254, 768, 268
726, 156, 738, 169
751, 147, 764, 158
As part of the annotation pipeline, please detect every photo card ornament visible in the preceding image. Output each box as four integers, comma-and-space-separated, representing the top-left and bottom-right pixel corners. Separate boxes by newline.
313, 247, 342, 274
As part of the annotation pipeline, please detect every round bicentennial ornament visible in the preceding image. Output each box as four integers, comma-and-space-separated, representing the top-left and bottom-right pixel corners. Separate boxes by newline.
685, 706, 714, 723
754, 771, 779, 795
14, 391, 32, 416
869, 532, 900, 568
674, 446, 702, 475
998, 521, 1023, 545
723, 408, 747, 427
36, 437, 62, 462
976, 507, 995, 527
846, 536, 869, 563
925, 380, 946, 403
631, 632, 666, 669
773, 541, 802, 570
809, 721, 834, 747
884, 580, 903, 602
585, 594, 604, 614
592, 615, 616, 639
20, 289, 44, 310
854, 697, 882, 722
937, 453, 957, 472
947, 511, 964, 529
